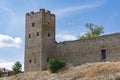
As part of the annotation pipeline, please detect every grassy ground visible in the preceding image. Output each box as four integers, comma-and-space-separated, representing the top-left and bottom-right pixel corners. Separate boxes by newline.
1, 62, 120, 80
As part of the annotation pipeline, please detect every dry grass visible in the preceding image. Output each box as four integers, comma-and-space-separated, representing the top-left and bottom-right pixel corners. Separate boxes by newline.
1, 62, 120, 80
83, 62, 120, 77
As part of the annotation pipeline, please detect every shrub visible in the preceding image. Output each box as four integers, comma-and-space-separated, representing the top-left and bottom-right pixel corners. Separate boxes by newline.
47, 58, 65, 73
0, 70, 3, 77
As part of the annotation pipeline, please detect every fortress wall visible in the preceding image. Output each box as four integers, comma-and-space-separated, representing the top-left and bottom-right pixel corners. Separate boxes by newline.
55, 33, 120, 65
25, 10, 43, 71
25, 9, 120, 72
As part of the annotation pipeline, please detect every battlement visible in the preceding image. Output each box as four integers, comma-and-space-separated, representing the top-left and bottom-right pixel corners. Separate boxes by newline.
26, 9, 55, 17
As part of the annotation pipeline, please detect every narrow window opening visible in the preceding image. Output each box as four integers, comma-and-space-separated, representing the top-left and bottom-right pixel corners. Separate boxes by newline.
48, 33, 50, 37
32, 23, 35, 27
101, 49, 106, 62
47, 58, 49, 62
29, 34, 31, 38
34, 59, 36, 64
29, 59, 32, 63
48, 22, 50, 25
37, 32, 39, 36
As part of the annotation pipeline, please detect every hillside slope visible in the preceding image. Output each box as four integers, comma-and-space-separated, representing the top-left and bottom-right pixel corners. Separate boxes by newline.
1, 62, 120, 80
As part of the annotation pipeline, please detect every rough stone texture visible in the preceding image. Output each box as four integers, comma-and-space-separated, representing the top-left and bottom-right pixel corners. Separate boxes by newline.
25, 9, 120, 72
25, 9, 55, 72
55, 33, 120, 66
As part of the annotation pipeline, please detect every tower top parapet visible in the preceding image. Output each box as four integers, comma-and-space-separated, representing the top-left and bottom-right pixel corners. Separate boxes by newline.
26, 9, 55, 17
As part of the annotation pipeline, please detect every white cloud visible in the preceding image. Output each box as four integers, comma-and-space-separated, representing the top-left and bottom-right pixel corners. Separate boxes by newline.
0, 59, 24, 71
0, 34, 22, 48
0, 60, 14, 70
56, 34, 77, 42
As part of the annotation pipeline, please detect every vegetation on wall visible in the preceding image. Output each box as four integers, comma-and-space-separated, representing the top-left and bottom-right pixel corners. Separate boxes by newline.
80, 23, 104, 39
12, 61, 22, 75
47, 58, 66, 73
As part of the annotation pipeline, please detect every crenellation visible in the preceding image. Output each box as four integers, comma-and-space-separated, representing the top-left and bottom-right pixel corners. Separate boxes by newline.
26, 13, 29, 16
30, 11, 34, 14
26, 9, 56, 18
51, 14, 55, 18
47, 10, 51, 14
39, 8, 45, 13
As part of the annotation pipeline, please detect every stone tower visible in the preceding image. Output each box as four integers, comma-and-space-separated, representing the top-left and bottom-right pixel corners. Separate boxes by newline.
24, 9, 56, 72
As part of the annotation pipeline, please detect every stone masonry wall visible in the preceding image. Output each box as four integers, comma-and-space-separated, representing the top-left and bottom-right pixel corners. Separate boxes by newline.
25, 9, 56, 72
42, 10, 56, 69
25, 9, 120, 72
55, 33, 120, 66
25, 10, 43, 72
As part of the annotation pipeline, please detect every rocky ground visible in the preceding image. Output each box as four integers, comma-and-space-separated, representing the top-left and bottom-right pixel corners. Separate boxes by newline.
1, 62, 120, 80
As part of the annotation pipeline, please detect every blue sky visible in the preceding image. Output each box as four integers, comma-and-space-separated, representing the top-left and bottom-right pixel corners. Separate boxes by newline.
0, 0, 120, 70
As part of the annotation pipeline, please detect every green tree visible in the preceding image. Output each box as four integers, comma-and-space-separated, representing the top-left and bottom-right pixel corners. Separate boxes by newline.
0, 70, 3, 77
12, 61, 22, 74
80, 23, 104, 39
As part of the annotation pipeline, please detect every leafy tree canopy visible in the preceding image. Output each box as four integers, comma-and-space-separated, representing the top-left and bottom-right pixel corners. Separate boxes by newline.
80, 23, 104, 39
12, 61, 22, 74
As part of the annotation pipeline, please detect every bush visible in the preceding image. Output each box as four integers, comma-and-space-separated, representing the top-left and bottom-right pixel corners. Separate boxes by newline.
47, 58, 65, 73
0, 70, 3, 77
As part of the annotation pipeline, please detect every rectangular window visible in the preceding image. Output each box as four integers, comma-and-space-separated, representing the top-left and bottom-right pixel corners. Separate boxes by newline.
101, 49, 106, 62
47, 58, 49, 62
48, 33, 50, 37
29, 59, 32, 63
47, 22, 50, 25
37, 32, 39, 36
32, 23, 35, 27
28, 34, 31, 38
